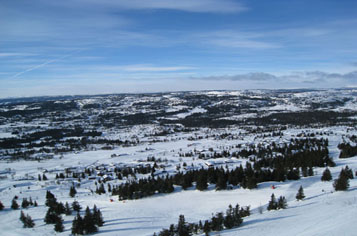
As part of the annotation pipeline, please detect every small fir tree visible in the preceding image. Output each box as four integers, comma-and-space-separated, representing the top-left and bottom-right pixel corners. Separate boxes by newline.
42, 174, 48, 181
296, 186, 305, 201
24, 214, 35, 228
11, 198, 19, 210
21, 198, 30, 209
69, 185, 77, 198
334, 169, 350, 191
277, 196, 288, 209
83, 206, 98, 234
267, 194, 278, 210
54, 215, 64, 232
0, 201, 4, 210
20, 210, 26, 223
93, 205, 104, 227
72, 212, 84, 235
65, 201, 72, 215
72, 200, 82, 212
321, 168, 332, 181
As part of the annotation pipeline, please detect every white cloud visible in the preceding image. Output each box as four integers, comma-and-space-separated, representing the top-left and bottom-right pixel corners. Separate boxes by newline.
0, 53, 35, 57
70, 0, 246, 13
122, 65, 195, 72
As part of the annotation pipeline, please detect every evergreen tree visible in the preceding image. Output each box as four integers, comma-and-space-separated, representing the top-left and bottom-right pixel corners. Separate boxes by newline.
83, 206, 98, 234
246, 175, 257, 189
216, 173, 227, 190
65, 202, 72, 215
267, 194, 278, 210
72, 212, 84, 235
203, 220, 211, 236
334, 169, 350, 191
54, 215, 64, 232
21, 198, 30, 209
44, 208, 60, 224
34, 201, 38, 207
0, 201, 4, 210
177, 215, 189, 236
321, 168, 332, 181
223, 205, 235, 229
45, 191, 57, 208
54, 201, 66, 215
343, 166, 354, 179
296, 186, 305, 200
23, 214, 35, 228
20, 210, 26, 223
196, 172, 208, 191
277, 196, 287, 209
11, 198, 19, 210
72, 200, 82, 212
29, 197, 33, 206
42, 174, 48, 181
308, 166, 314, 176
70, 185, 77, 198
93, 205, 104, 227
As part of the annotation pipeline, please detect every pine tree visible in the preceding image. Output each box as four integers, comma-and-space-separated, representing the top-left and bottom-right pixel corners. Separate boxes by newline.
343, 166, 354, 179
93, 205, 104, 227
277, 196, 287, 209
42, 174, 48, 181
69, 185, 77, 197
296, 186, 305, 200
72, 200, 82, 212
44, 208, 60, 224
83, 206, 98, 234
21, 198, 30, 209
72, 212, 84, 235
29, 197, 33, 206
0, 201, 4, 210
54, 215, 64, 232
308, 167, 314, 176
334, 169, 350, 191
11, 198, 19, 210
321, 168, 332, 181
34, 201, 38, 207
267, 194, 278, 210
177, 214, 189, 236
20, 210, 26, 223
196, 172, 208, 191
23, 214, 35, 228
65, 202, 72, 215
203, 220, 211, 236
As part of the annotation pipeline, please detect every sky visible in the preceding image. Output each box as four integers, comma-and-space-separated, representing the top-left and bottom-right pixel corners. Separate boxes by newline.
1, 0, 357, 98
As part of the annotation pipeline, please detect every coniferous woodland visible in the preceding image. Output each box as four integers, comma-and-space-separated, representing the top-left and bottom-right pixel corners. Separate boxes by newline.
338, 142, 357, 159
42, 191, 104, 235
111, 138, 334, 200
154, 204, 249, 236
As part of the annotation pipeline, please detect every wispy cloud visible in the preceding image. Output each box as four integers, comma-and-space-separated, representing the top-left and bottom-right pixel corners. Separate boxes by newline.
121, 65, 195, 72
190, 70, 357, 84
68, 0, 247, 13
8, 50, 83, 79
0, 53, 36, 57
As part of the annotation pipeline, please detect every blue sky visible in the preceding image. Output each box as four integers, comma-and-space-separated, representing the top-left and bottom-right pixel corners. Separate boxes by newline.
1, 0, 357, 97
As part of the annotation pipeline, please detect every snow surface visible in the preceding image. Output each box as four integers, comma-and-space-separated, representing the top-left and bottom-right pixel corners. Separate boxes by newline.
1, 127, 357, 236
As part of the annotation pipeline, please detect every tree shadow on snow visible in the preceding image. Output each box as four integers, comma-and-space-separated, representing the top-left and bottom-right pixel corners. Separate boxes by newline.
236, 215, 296, 231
